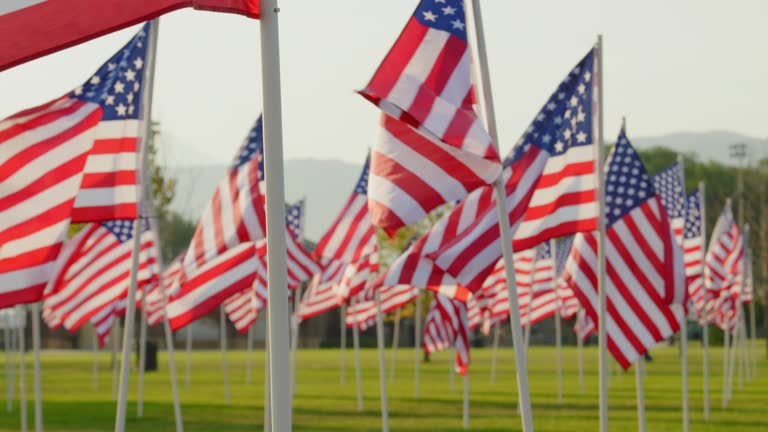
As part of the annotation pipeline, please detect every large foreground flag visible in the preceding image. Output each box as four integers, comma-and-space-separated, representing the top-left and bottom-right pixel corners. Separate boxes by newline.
0, 26, 149, 308
428, 48, 599, 292
358, 0, 499, 164
0, 0, 259, 71
562, 129, 687, 369
42, 219, 158, 334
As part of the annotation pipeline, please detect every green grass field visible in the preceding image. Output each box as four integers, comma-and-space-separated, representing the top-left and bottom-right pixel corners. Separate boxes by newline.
0, 344, 766, 431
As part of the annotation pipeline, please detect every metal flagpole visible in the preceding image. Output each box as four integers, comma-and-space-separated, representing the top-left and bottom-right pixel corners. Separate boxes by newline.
246, 326, 254, 385
264, 313, 272, 432
111, 320, 120, 400
390, 308, 400, 381
596, 37, 608, 432
462, 372, 469, 429
748, 254, 757, 379
677, 154, 689, 432
137, 296, 148, 417
114, 17, 159, 432
352, 298, 363, 412
490, 325, 500, 384
738, 316, 747, 389
340, 305, 346, 385
219, 305, 231, 404
722, 321, 730, 408
259, 2, 293, 429
467, 2, 533, 429
524, 279, 534, 349
290, 287, 301, 397
413, 290, 422, 399
185, 328, 191, 390
18, 306, 27, 432
577, 310, 585, 395
699, 181, 710, 420
374, 290, 390, 432
5, 321, 12, 413
30, 303, 42, 432
555, 307, 563, 403
636, 359, 646, 432
92, 329, 99, 391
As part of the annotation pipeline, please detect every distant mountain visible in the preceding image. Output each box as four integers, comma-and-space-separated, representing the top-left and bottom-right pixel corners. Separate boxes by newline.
164, 131, 766, 242
631, 131, 767, 165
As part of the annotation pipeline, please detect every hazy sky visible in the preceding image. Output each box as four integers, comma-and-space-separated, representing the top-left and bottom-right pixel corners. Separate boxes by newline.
1, 0, 766, 167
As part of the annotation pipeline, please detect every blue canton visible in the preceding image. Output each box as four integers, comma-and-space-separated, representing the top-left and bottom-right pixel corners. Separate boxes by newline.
683, 190, 702, 240
535, 241, 552, 262
604, 130, 656, 227
554, 235, 574, 277
414, 0, 467, 42
286, 199, 303, 239
651, 162, 686, 219
101, 218, 150, 243
233, 116, 264, 175
73, 22, 150, 121
505, 49, 595, 166
354, 155, 370, 196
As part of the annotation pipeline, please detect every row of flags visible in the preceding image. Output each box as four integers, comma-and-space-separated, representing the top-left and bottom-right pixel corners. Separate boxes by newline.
0, 1, 757, 430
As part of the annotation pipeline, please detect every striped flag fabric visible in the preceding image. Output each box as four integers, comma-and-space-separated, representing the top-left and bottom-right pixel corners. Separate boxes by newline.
428, 48, 600, 293
42, 219, 158, 335
181, 117, 266, 274
0, 25, 150, 309
346, 282, 418, 331
553, 236, 579, 319
298, 259, 346, 321
519, 243, 558, 328
704, 201, 742, 298
144, 254, 184, 326
422, 293, 471, 375
561, 129, 687, 369
0, 0, 259, 72
312, 156, 376, 264
651, 162, 686, 245
358, 0, 500, 167
574, 309, 596, 341
224, 286, 264, 334
682, 190, 708, 322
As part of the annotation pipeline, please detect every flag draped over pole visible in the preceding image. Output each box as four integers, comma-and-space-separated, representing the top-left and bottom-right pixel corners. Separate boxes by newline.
562, 129, 688, 369
0, 0, 259, 72
0, 24, 150, 309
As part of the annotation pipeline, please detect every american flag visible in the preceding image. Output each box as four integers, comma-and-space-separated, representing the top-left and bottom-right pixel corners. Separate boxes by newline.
346, 282, 418, 331
651, 162, 686, 245
562, 129, 687, 369
359, 0, 499, 166
0, 25, 150, 309
574, 309, 596, 341
42, 219, 158, 336
181, 117, 266, 273
704, 201, 742, 298
298, 259, 347, 321
144, 253, 184, 327
553, 236, 580, 319
428, 48, 600, 293
312, 156, 376, 264
682, 190, 708, 322
422, 293, 471, 375
224, 285, 264, 334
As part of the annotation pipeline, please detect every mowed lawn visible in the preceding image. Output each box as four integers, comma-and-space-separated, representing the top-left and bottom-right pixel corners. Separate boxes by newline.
0, 344, 766, 431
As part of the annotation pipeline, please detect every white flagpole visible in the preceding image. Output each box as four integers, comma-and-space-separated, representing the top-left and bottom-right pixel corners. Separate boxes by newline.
462, 372, 470, 429
246, 325, 254, 385
219, 305, 231, 404
722, 323, 730, 408
352, 298, 363, 412
467, 2, 533, 429
5, 321, 13, 413
555, 309, 563, 403
184, 329, 191, 391
749, 267, 757, 380
699, 181, 710, 420
677, 154, 689, 432
374, 290, 390, 432
577, 311, 585, 395
111, 320, 120, 401
290, 287, 301, 397
524, 285, 534, 349
340, 305, 347, 385
596, 36, 608, 432
137, 297, 148, 417
18, 306, 27, 432
30, 303, 42, 432
413, 290, 422, 399
738, 317, 747, 389
157, 269, 185, 432
389, 308, 400, 382
114, 18, 159, 432
92, 329, 99, 391
259, 2, 293, 429
490, 325, 500, 385
635, 359, 646, 432
264, 313, 272, 432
